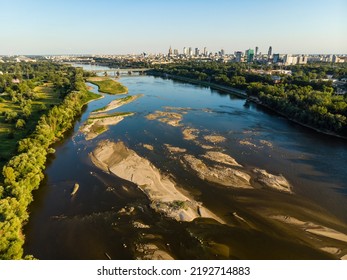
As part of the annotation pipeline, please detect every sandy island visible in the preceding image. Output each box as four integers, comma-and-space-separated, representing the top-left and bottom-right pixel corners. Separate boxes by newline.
182, 154, 252, 189
81, 113, 133, 140
92, 94, 143, 114
90, 140, 224, 223
146, 111, 183, 127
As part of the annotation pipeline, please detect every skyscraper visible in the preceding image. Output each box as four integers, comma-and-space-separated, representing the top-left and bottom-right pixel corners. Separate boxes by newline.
255, 46, 259, 57
268, 46, 272, 58
235, 51, 243, 62
195, 48, 200, 56
245, 49, 254, 62
168, 46, 173, 57
183, 47, 187, 55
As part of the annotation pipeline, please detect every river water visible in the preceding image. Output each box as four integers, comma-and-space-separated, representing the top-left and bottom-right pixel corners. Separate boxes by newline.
23, 68, 347, 260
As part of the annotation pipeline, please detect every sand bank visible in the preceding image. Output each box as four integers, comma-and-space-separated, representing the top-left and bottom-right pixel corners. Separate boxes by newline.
81, 113, 133, 140
90, 140, 224, 223
272, 215, 347, 259
146, 111, 183, 127
164, 144, 187, 153
202, 151, 242, 167
92, 94, 142, 114
253, 168, 292, 193
182, 154, 252, 189
204, 135, 226, 143
182, 128, 199, 140
142, 144, 154, 151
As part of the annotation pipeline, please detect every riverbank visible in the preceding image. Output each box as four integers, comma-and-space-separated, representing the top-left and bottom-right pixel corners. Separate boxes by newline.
247, 96, 347, 140
0, 79, 101, 259
150, 72, 247, 98
151, 72, 347, 141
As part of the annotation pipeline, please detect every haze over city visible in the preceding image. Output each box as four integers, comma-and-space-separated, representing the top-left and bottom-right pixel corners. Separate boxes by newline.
0, 0, 346, 55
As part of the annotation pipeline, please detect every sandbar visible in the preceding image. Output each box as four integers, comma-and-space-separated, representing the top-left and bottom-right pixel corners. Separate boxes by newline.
90, 140, 224, 223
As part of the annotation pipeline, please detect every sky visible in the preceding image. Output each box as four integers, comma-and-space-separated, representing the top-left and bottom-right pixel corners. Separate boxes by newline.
0, 0, 346, 55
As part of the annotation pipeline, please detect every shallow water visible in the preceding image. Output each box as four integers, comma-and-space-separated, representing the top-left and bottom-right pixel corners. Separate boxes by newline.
23, 73, 347, 259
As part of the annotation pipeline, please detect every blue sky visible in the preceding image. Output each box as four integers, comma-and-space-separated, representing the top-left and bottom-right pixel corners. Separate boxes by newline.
0, 0, 346, 55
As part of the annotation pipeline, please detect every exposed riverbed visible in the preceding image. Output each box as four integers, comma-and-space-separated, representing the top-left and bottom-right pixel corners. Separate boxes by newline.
23, 72, 347, 260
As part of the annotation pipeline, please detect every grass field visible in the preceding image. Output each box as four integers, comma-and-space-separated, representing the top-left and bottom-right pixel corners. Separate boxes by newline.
0, 83, 62, 170
87, 77, 128, 94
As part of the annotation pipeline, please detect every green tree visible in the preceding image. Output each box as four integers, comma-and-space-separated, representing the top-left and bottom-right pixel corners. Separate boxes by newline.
15, 119, 26, 129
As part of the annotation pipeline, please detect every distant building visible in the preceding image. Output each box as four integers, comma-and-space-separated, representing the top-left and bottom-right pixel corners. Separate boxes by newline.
220, 49, 225, 56
284, 54, 298, 65
235, 51, 243, 62
297, 55, 307, 64
245, 49, 254, 62
333, 55, 342, 63
168, 46, 173, 57
273, 53, 280, 63
195, 48, 200, 56
188, 47, 193, 56
255, 46, 259, 57
268, 46, 272, 59
174, 49, 179, 56
203, 47, 207, 56
183, 47, 187, 55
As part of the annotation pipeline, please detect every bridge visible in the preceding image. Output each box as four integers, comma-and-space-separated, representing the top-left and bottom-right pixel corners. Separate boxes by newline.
89, 68, 151, 76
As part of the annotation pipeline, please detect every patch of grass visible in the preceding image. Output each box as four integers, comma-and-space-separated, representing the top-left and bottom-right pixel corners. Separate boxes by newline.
81, 91, 101, 105
91, 125, 108, 135
87, 78, 128, 95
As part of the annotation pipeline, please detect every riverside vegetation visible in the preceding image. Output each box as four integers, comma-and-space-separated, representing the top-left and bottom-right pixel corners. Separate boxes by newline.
87, 77, 128, 94
0, 62, 99, 259
150, 62, 347, 137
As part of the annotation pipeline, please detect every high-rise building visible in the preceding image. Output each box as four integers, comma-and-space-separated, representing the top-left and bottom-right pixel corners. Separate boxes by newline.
235, 51, 243, 62
273, 53, 280, 63
245, 49, 254, 62
297, 55, 307, 64
255, 46, 259, 57
174, 49, 179, 56
203, 47, 207, 56
268, 46, 272, 58
183, 47, 187, 55
220, 49, 225, 56
188, 47, 193, 56
284, 54, 298, 65
195, 48, 200, 56
168, 46, 173, 57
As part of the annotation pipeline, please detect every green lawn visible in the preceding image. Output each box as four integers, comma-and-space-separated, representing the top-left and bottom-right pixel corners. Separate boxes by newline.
87, 77, 128, 94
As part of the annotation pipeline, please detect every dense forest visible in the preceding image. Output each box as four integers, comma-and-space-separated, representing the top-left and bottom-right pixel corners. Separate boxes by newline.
151, 62, 347, 136
0, 62, 98, 259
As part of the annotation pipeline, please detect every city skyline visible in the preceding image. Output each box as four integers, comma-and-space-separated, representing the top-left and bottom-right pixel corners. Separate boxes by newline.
0, 0, 346, 55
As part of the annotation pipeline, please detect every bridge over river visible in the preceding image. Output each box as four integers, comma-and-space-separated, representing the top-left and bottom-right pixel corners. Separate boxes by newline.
90, 68, 151, 76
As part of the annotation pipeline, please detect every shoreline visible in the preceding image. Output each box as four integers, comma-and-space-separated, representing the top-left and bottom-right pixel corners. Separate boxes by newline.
151, 72, 347, 141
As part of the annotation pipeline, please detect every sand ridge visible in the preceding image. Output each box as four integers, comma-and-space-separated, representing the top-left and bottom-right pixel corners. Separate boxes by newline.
90, 140, 225, 223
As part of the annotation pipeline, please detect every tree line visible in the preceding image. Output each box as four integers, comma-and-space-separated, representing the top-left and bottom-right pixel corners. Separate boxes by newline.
0, 64, 97, 259
151, 62, 347, 136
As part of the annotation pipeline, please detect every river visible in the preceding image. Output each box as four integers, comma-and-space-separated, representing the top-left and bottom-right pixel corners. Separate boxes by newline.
23, 66, 347, 260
